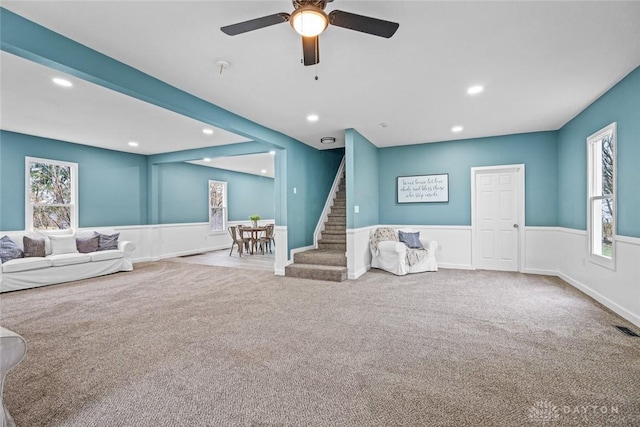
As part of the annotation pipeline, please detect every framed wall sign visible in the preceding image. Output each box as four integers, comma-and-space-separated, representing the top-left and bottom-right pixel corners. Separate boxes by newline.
397, 173, 449, 203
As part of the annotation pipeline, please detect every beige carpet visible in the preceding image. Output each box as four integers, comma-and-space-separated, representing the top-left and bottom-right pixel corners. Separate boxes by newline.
1, 262, 638, 426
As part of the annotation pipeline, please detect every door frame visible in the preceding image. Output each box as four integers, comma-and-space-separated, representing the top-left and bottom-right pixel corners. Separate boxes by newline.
470, 164, 526, 272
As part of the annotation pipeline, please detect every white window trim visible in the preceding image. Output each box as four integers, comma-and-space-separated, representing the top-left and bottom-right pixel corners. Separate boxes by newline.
208, 180, 228, 234
25, 157, 79, 231
586, 122, 616, 270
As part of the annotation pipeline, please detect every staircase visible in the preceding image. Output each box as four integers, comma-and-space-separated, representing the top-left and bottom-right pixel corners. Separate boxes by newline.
285, 169, 347, 282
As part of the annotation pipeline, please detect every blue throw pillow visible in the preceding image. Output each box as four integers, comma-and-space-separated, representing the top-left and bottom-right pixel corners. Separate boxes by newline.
0, 235, 24, 263
96, 232, 120, 251
398, 231, 423, 249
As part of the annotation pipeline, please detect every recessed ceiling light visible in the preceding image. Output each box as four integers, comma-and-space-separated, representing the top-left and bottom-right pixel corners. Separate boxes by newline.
451, 126, 463, 133
321, 137, 336, 144
202, 128, 214, 135
203, 158, 211, 162
261, 169, 268, 174
467, 85, 484, 95
128, 141, 139, 147
269, 150, 276, 155
307, 114, 319, 122
52, 77, 72, 87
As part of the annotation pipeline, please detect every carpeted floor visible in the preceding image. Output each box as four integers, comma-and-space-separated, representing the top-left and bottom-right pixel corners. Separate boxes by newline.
1, 262, 638, 426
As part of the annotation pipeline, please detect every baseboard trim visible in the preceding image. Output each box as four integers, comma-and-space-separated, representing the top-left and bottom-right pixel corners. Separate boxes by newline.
155, 245, 230, 261
348, 265, 370, 280
558, 272, 640, 327
132, 257, 158, 263
522, 268, 558, 276
438, 263, 475, 270
289, 245, 315, 263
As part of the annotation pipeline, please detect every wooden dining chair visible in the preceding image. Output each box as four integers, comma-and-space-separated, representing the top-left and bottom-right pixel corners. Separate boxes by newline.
258, 224, 275, 254
237, 225, 253, 254
228, 226, 249, 257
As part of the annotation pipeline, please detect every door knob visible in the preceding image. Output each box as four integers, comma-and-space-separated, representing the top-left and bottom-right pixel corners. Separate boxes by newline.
513, 224, 519, 229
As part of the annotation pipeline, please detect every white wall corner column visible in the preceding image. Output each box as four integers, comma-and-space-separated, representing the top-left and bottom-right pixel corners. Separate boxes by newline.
274, 225, 288, 275
346, 226, 376, 279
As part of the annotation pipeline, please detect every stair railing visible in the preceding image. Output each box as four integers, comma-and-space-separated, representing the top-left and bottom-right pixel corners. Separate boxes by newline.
313, 156, 345, 248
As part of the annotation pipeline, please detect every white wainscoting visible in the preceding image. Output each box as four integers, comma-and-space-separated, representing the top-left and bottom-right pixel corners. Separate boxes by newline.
398, 225, 474, 270
5, 222, 636, 326
522, 226, 561, 275
347, 224, 640, 326
555, 228, 640, 327
346, 226, 377, 279
274, 225, 293, 276
101, 220, 275, 263
2, 221, 284, 276
380, 225, 474, 271
346, 225, 474, 280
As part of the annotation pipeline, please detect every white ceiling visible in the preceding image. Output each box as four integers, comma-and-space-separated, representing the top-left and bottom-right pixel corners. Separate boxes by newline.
0, 52, 250, 155
2, 0, 640, 154
189, 152, 275, 178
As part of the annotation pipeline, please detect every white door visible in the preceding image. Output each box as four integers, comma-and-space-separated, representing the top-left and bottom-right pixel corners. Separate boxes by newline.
472, 166, 523, 271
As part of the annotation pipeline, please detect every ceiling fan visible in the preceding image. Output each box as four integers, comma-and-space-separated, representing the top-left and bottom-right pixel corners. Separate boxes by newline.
220, 0, 399, 66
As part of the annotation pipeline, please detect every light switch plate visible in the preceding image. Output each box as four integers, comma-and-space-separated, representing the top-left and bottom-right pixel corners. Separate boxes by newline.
354, 205, 360, 213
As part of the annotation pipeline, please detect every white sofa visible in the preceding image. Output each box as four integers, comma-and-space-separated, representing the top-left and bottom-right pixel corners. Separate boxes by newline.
370, 228, 438, 275
0, 230, 135, 293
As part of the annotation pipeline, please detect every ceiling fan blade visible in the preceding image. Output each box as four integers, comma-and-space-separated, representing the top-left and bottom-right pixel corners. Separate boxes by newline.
328, 10, 399, 38
302, 36, 319, 66
221, 13, 290, 36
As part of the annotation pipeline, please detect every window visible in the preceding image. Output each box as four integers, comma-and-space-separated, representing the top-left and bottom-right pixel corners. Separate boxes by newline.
209, 180, 227, 232
587, 123, 616, 268
26, 157, 78, 230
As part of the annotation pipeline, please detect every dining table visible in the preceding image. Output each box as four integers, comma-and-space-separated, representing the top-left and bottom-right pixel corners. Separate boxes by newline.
239, 226, 267, 254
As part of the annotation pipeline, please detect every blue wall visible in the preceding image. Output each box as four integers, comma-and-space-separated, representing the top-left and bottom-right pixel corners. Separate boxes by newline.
284, 145, 344, 248
157, 162, 274, 224
558, 66, 640, 238
0, 131, 148, 230
378, 131, 559, 226
1, 8, 342, 255
346, 129, 379, 228
0, 131, 279, 231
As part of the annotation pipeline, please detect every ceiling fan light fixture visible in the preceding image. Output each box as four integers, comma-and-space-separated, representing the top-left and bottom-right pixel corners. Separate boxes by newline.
290, 6, 328, 37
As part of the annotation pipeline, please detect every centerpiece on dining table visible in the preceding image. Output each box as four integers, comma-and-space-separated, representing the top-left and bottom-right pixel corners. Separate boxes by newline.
249, 214, 260, 228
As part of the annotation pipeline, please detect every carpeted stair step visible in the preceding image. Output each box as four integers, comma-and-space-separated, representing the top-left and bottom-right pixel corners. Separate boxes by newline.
327, 221, 346, 228
324, 223, 345, 232
293, 249, 346, 266
319, 234, 346, 244
326, 223, 346, 229
322, 228, 346, 236
330, 207, 346, 215
285, 263, 347, 282
318, 241, 346, 250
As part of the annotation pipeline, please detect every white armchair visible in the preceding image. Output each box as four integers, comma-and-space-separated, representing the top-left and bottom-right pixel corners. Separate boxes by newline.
370, 228, 438, 275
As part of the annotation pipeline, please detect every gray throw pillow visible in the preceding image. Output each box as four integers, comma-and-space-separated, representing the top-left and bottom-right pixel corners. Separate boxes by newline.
0, 235, 24, 263
398, 231, 423, 249
23, 236, 46, 258
76, 235, 100, 253
97, 232, 120, 251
